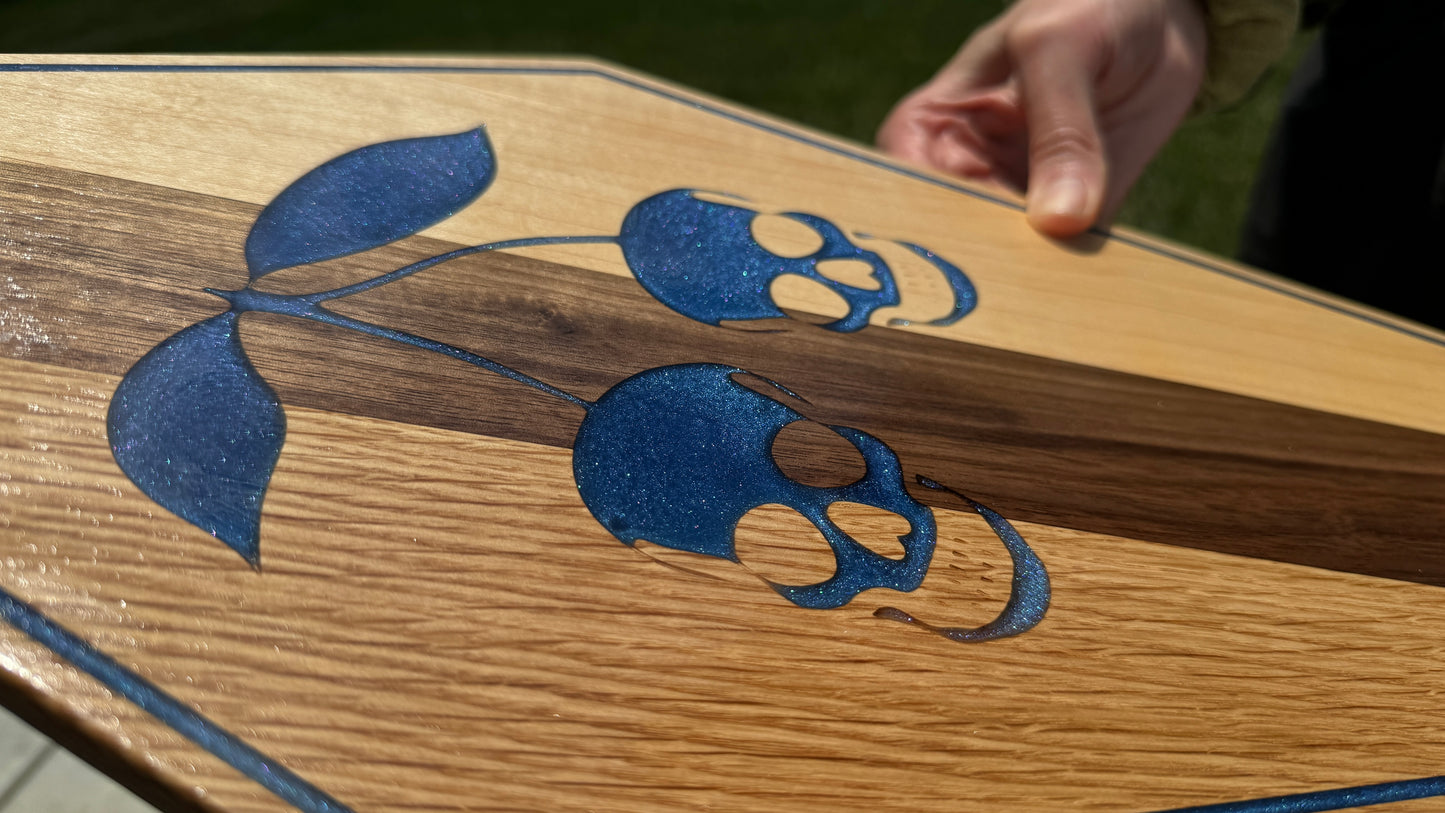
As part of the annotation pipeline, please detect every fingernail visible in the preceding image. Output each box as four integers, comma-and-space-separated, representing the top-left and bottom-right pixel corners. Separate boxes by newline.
1036, 177, 1087, 219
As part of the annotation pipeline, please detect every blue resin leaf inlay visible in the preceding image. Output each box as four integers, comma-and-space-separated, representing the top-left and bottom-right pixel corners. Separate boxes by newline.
245, 127, 495, 277
108, 312, 284, 565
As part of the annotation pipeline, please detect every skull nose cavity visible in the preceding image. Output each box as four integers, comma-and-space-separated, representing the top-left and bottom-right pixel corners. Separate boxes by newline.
749, 212, 825, 257
767, 275, 851, 324
816, 259, 883, 291
827, 502, 911, 560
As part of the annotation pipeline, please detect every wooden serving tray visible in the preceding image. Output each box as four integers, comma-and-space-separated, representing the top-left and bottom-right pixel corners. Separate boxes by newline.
2, 55, 1444, 813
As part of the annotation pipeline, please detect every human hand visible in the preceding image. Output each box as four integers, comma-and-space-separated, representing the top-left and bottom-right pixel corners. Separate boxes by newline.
877, 0, 1208, 238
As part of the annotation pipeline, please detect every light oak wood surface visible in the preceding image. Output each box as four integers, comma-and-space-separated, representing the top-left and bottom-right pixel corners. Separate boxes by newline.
2, 54, 1444, 813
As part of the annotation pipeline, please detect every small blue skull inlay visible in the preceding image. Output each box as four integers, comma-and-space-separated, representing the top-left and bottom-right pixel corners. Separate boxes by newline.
617, 189, 903, 332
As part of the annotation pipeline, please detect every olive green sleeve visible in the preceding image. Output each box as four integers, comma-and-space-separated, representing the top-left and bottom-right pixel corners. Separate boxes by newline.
1193, 0, 1301, 112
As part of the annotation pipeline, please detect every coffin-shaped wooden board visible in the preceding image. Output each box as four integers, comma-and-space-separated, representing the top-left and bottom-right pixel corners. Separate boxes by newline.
3, 55, 1445, 813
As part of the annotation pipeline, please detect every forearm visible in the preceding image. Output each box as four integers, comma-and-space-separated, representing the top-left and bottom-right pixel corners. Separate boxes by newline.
1193, 0, 1300, 112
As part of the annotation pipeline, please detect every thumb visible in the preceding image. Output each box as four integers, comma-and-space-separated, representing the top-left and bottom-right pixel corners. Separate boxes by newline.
1012, 33, 1107, 237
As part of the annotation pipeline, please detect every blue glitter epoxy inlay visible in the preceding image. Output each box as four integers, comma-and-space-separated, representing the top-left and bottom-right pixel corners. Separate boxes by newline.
110, 129, 989, 574
5, 60, 1433, 813
3, 63, 1432, 347
573, 364, 935, 608
1151, 775, 1445, 813
965, 499, 1049, 638
0, 587, 353, 813
108, 311, 284, 566
246, 127, 495, 276
887, 241, 978, 327
618, 189, 904, 332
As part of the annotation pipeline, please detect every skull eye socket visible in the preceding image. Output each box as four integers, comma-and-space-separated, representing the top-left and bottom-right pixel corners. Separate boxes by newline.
750, 212, 824, 257
766, 275, 851, 324
734, 503, 838, 586
769, 419, 867, 488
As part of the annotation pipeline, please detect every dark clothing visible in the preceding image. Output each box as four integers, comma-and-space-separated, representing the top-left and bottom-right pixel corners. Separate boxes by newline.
1239, 0, 1445, 329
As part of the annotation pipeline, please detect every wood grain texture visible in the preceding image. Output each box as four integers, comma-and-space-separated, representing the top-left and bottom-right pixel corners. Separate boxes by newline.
3, 55, 1445, 813
5, 356, 1445, 813
4, 159, 1443, 586
1, 55, 1443, 437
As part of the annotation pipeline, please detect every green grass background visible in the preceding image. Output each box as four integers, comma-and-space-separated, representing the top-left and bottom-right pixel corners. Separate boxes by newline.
0, 0, 1307, 258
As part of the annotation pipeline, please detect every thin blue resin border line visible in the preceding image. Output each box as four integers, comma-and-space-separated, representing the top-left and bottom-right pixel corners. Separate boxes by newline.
2, 61, 1442, 351
1, 60, 1440, 813
0, 587, 352, 813
1158, 776, 1445, 813
3, 584, 1433, 813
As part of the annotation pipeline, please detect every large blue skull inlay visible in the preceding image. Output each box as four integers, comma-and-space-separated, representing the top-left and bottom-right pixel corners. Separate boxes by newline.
572, 363, 937, 609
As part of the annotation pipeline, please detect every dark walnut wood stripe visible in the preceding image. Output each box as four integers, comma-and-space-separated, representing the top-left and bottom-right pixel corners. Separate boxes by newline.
4, 159, 1444, 585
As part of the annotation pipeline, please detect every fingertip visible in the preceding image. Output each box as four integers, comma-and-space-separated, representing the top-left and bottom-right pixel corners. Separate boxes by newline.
1026, 177, 1097, 237
1026, 208, 1092, 238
